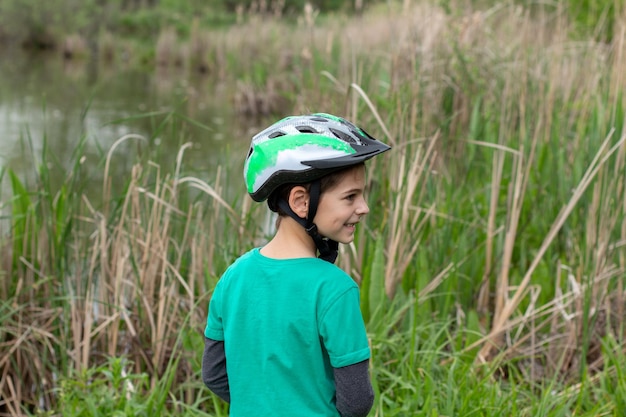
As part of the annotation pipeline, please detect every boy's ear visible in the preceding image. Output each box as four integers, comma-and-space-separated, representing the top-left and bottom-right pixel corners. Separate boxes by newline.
288, 186, 310, 219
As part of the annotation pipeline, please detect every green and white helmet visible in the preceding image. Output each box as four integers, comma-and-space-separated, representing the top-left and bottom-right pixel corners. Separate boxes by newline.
244, 113, 391, 202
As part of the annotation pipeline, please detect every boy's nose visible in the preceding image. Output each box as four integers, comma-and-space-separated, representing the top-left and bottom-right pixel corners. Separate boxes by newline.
357, 198, 370, 215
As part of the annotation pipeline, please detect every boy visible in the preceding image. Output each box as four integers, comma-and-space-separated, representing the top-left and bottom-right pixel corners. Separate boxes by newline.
202, 113, 390, 416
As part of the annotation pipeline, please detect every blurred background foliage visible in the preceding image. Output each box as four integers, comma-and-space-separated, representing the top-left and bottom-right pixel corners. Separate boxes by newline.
0, 0, 624, 52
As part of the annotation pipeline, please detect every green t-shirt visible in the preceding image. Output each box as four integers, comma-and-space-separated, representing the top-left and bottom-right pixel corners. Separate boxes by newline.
205, 248, 370, 417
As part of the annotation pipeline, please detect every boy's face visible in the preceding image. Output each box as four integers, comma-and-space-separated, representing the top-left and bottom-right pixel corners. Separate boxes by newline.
313, 165, 369, 244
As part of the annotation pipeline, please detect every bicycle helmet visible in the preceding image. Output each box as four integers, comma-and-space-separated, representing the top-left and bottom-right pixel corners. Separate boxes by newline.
244, 113, 390, 202
243, 113, 391, 263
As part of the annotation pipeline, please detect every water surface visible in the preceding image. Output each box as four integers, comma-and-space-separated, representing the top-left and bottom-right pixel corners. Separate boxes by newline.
0, 47, 266, 204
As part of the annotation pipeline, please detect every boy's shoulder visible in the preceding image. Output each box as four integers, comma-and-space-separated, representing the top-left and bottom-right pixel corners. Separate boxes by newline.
225, 247, 354, 282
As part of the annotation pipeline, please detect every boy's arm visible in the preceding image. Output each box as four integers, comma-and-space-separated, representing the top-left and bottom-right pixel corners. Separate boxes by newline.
202, 337, 231, 403
333, 359, 374, 417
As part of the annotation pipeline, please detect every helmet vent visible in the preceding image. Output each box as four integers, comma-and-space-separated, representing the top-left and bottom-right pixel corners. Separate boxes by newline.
268, 131, 285, 139
296, 126, 318, 133
329, 128, 359, 144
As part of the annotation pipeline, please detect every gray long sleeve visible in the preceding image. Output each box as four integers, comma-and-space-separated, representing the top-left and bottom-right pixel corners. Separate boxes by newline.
334, 359, 374, 417
202, 337, 230, 403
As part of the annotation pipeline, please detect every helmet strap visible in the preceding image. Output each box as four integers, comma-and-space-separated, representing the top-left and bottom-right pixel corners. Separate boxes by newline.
276, 179, 339, 264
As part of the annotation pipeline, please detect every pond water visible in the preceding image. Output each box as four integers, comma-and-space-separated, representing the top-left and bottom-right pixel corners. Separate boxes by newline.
0, 46, 269, 204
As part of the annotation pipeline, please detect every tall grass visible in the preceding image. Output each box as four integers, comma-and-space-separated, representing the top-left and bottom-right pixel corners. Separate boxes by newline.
0, 116, 250, 415
2, 1, 626, 415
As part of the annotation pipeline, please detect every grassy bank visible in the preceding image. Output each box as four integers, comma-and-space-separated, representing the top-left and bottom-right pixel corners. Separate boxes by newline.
2, 1, 626, 415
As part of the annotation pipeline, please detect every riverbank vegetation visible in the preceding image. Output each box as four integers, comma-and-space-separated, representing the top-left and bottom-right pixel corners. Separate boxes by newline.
2, 0, 626, 416
0, 0, 622, 66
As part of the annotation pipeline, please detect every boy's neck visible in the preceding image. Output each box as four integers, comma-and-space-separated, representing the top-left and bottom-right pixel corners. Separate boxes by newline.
260, 216, 317, 259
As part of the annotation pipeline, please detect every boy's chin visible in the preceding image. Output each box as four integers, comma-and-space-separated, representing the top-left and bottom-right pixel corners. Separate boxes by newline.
336, 235, 355, 245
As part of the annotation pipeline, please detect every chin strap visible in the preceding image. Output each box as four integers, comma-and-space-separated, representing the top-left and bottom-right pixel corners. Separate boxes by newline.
277, 180, 339, 264
305, 223, 339, 263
